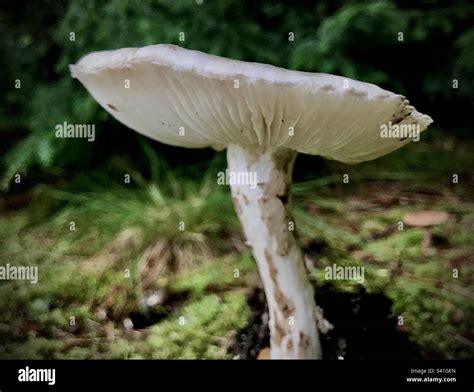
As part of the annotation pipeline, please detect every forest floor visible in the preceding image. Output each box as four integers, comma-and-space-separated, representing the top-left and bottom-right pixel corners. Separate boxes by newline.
0, 135, 473, 359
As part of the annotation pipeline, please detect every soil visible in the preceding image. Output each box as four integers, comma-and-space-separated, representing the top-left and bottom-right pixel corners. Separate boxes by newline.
229, 282, 422, 359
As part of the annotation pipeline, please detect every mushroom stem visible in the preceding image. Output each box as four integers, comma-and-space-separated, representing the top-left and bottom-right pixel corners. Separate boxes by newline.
421, 228, 434, 256
227, 144, 321, 359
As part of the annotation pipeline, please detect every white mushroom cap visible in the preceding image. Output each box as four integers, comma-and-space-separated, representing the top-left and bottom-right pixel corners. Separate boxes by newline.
70, 44, 432, 163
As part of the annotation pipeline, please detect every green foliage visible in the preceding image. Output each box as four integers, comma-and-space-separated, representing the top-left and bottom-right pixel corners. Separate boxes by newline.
170, 252, 255, 295
145, 293, 249, 359
291, 3, 406, 86
15, 148, 236, 257
454, 28, 474, 97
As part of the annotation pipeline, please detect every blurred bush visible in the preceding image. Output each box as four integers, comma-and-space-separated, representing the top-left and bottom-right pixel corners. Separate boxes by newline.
1, 0, 473, 189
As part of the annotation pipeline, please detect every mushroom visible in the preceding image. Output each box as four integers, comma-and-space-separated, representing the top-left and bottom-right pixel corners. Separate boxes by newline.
403, 211, 449, 256
70, 44, 432, 359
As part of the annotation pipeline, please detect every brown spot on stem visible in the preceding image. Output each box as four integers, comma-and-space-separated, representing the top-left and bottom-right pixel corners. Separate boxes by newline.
242, 194, 250, 205
265, 247, 295, 319
277, 236, 290, 256
265, 248, 277, 283
392, 116, 404, 125
107, 103, 118, 111
272, 311, 284, 346
258, 149, 297, 257
287, 338, 293, 351
279, 299, 294, 319
232, 197, 242, 215
299, 331, 310, 351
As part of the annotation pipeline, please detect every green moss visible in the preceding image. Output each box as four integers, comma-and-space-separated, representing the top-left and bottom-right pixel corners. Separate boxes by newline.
144, 293, 250, 359
364, 229, 424, 261
359, 219, 391, 240
170, 252, 255, 295
1, 338, 63, 360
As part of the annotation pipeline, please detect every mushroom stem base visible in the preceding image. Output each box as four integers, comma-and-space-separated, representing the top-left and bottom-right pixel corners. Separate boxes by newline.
227, 144, 321, 359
